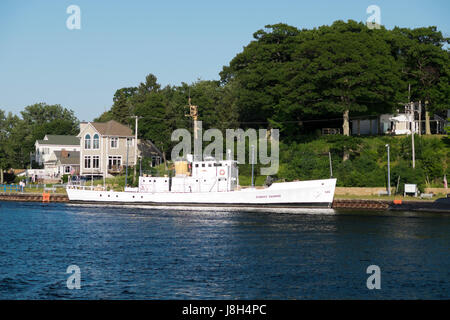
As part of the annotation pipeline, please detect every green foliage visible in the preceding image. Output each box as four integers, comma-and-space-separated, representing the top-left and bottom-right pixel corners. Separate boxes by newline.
445, 119, 450, 135
0, 103, 79, 169
272, 135, 448, 189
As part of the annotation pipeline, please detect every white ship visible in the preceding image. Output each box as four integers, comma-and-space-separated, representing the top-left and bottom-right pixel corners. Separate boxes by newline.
66, 156, 337, 209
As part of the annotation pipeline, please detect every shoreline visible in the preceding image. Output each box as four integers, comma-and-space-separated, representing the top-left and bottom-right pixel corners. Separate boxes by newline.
1, 192, 449, 213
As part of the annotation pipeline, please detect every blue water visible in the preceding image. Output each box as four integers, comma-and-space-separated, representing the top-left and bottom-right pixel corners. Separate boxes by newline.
0, 201, 448, 299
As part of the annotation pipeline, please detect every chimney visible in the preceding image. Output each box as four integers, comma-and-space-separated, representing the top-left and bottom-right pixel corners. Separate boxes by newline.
79, 122, 88, 133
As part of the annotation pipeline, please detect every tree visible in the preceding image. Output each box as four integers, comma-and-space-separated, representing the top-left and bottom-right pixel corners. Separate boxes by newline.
220, 23, 302, 136
392, 26, 450, 134
0, 110, 9, 183
0, 103, 79, 170
295, 21, 401, 136
220, 21, 402, 139
110, 87, 138, 125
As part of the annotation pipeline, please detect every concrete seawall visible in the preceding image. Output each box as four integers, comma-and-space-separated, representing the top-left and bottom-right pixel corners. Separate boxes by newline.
0, 193, 69, 203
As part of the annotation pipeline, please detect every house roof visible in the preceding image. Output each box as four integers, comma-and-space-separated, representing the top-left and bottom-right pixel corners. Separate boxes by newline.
37, 135, 80, 146
138, 139, 164, 158
90, 120, 133, 137
54, 150, 80, 165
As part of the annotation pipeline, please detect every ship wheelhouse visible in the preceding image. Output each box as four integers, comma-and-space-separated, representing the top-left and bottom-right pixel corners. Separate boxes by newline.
138, 156, 239, 193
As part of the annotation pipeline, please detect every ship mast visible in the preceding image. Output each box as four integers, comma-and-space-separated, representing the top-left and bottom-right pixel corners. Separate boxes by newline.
185, 97, 200, 160
186, 97, 199, 140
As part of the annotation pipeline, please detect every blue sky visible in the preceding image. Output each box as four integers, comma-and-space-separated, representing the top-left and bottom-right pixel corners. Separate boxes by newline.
1, 0, 449, 121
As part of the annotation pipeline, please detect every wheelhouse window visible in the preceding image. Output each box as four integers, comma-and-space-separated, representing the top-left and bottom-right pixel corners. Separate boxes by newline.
92, 155, 100, 169
110, 137, 118, 149
84, 156, 91, 169
93, 134, 99, 149
84, 134, 91, 149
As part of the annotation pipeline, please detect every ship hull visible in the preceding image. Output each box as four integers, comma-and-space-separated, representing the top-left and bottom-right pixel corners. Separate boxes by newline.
66, 178, 337, 209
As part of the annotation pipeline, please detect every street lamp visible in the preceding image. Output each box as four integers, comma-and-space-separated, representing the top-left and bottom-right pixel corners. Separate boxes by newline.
385, 144, 391, 196
251, 145, 255, 188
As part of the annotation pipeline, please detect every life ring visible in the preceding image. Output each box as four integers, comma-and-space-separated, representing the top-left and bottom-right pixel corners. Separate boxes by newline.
219, 169, 225, 176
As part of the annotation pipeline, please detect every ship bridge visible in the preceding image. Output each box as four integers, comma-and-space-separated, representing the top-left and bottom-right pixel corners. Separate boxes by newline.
138, 156, 239, 193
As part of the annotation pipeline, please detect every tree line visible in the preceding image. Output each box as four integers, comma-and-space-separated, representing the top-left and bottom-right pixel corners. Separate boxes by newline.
97, 20, 449, 145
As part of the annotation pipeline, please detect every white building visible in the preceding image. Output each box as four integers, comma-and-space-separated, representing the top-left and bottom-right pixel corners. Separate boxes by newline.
351, 113, 418, 135
35, 135, 80, 165
43, 150, 80, 178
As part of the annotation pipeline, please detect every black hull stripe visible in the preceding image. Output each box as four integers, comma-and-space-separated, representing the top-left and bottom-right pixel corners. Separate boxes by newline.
68, 200, 333, 209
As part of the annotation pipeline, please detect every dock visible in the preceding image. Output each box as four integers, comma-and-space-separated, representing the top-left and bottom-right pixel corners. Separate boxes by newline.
0, 193, 449, 212
0, 192, 69, 203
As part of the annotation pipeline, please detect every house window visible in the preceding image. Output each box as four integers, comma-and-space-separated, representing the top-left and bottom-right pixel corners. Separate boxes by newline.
93, 134, 100, 149
85, 134, 91, 149
108, 156, 122, 169
92, 156, 100, 169
111, 137, 118, 149
84, 156, 91, 169
65, 166, 71, 173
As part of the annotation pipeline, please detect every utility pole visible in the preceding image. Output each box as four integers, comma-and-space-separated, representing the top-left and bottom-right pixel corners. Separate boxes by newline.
328, 151, 333, 178
418, 100, 422, 136
386, 144, 391, 196
410, 102, 416, 169
125, 138, 129, 188
132, 116, 139, 185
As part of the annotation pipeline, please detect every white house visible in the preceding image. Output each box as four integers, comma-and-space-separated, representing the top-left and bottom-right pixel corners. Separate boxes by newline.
351, 113, 418, 135
43, 150, 80, 178
35, 135, 80, 165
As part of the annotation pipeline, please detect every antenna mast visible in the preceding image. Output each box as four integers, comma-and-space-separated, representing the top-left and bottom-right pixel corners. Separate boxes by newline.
185, 96, 200, 160
186, 96, 199, 140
